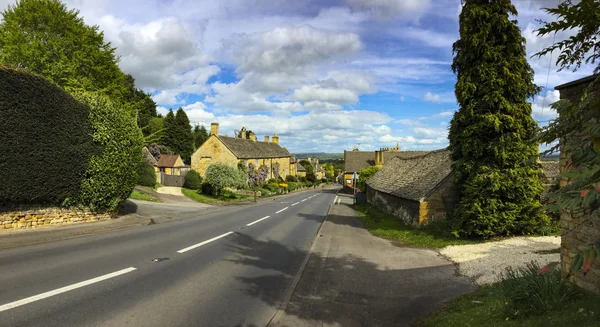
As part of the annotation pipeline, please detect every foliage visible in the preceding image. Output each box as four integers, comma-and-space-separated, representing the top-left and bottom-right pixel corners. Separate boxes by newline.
147, 143, 171, 160
448, 0, 549, 238
200, 182, 214, 196
322, 163, 335, 180
137, 160, 157, 187
74, 92, 143, 212
354, 204, 478, 248
161, 109, 176, 151
0, 0, 127, 102
248, 163, 269, 189
306, 172, 316, 183
183, 169, 203, 190
564, 241, 600, 276
498, 261, 581, 318
129, 190, 160, 202
193, 124, 209, 149
272, 162, 281, 179
267, 178, 279, 184
204, 164, 247, 195
298, 176, 308, 183
535, 0, 600, 73
142, 117, 163, 144
286, 175, 298, 182
161, 108, 193, 164
299, 160, 314, 174
0, 67, 95, 205
357, 165, 381, 191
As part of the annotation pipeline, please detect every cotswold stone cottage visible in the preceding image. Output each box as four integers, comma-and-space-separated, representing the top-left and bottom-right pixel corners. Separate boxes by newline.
366, 149, 454, 226
191, 123, 293, 179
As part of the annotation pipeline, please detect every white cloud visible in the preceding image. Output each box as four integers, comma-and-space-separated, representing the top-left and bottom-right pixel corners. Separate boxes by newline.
424, 92, 441, 103
347, 0, 432, 21
532, 90, 560, 120
399, 27, 457, 48
292, 85, 359, 105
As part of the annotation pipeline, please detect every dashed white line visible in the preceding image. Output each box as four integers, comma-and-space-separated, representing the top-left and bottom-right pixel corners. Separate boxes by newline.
246, 216, 271, 226
276, 207, 289, 214
0, 267, 137, 312
291, 202, 299, 206
177, 231, 234, 253
301, 199, 307, 202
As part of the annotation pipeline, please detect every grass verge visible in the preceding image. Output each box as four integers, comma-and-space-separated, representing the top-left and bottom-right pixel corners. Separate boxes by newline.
354, 204, 479, 248
129, 190, 160, 202
181, 188, 250, 204
420, 283, 600, 327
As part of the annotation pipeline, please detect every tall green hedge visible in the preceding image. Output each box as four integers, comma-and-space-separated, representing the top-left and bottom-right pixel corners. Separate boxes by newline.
73, 92, 143, 212
0, 67, 96, 205
138, 160, 157, 187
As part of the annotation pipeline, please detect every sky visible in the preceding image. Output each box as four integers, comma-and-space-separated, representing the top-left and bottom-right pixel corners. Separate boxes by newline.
0, 0, 595, 153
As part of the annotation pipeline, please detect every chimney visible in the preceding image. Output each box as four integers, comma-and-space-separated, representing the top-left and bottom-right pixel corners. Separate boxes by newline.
249, 132, 256, 142
308, 157, 311, 163
272, 133, 279, 145
241, 127, 247, 139
264, 136, 269, 143
210, 122, 219, 136
375, 151, 381, 166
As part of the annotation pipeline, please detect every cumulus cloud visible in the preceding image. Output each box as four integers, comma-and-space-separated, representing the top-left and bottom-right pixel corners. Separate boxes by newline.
532, 90, 560, 120
347, 0, 432, 20
424, 92, 441, 103
292, 85, 359, 104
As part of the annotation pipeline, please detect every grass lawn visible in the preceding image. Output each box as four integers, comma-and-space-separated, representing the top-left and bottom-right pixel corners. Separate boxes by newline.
129, 190, 160, 202
419, 285, 600, 327
354, 204, 479, 248
181, 188, 250, 204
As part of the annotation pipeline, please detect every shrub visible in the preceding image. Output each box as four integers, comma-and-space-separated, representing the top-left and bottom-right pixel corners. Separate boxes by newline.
357, 165, 381, 191
265, 183, 280, 193
497, 261, 581, 318
299, 176, 308, 182
183, 169, 202, 190
286, 175, 298, 182
138, 160, 157, 187
267, 178, 279, 184
204, 163, 246, 195
200, 182, 214, 195
0, 67, 96, 206
306, 172, 316, 183
74, 92, 143, 212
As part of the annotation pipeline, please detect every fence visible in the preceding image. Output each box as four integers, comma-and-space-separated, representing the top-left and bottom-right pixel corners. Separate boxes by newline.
160, 173, 185, 187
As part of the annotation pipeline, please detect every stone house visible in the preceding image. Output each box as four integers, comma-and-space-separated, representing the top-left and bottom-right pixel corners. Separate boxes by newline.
305, 157, 325, 180
296, 162, 307, 177
191, 123, 292, 179
365, 149, 455, 226
343, 144, 428, 193
156, 154, 186, 175
554, 74, 600, 294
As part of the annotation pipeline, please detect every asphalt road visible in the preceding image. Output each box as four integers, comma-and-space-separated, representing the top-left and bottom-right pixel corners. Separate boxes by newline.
0, 188, 337, 327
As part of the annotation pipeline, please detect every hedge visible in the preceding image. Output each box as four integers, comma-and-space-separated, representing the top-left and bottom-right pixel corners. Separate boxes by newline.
0, 67, 96, 205
138, 160, 157, 187
183, 169, 203, 190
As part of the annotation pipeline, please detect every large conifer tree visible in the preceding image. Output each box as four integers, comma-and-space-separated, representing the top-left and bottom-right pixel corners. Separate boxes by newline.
449, 0, 549, 238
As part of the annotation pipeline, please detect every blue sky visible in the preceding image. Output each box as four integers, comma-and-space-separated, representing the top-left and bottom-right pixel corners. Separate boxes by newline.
1, 0, 594, 153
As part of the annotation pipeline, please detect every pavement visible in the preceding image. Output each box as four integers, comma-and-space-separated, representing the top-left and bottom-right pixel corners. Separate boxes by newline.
271, 193, 476, 327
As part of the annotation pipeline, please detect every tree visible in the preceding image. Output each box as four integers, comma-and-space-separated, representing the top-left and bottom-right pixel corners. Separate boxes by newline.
322, 163, 335, 180
143, 117, 164, 144
0, 0, 127, 101
535, 0, 600, 73
162, 109, 176, 150
193, 124, 209, 149
448, 0, 548, 238
174, 108, 194, 164
299, 160, 314, 174
357, 166, 380, 191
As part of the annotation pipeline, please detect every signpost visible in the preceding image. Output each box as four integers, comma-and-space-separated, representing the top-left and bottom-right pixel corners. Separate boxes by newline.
352, 172, 358, 204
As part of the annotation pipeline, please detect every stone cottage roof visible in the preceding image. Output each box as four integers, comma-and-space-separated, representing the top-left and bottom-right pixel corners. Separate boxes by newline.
156, 154, 182, 168
366, 149, 452, 202
218, 136, 291, 159
344, 150, 429, 173
296, 162, 307, 172
142, 147, 158, 166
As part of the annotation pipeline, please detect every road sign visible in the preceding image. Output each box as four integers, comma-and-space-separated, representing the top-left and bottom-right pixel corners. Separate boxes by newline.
352, 172, 358, 180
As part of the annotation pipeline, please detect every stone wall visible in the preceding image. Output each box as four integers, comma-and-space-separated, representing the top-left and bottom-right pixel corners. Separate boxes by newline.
421, 174, 456, 224
0, 205, 111, 230
191, 135, 238, 177
366, 187, 421, 226
561, 210, 600, 294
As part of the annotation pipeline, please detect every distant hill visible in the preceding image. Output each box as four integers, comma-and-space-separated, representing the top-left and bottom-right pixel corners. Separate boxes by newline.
294, 152, 344, 160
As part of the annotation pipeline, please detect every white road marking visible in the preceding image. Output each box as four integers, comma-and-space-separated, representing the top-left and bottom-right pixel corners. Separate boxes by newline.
177, 232, 234, 253
333, 196, 339, 204
291, 202, 299, 206
337, 198, 341, 205
301, 199, 307, 202
0, 267, 137, 312
246, 216, 271, 226
276, 207, 288, 214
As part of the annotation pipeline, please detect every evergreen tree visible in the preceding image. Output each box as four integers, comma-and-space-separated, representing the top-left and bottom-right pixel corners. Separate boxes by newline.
162, 109, 176, 152
448, 0, 548, 238
193, 124, 209, 149
174, 108, 194, 164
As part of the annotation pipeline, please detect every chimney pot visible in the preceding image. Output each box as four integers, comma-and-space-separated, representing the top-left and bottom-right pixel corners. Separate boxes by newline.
264, 136, 269, 143
250, 132, 256, 142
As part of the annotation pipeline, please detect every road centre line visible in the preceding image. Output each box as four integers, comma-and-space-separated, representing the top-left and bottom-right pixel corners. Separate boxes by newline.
177, 232, 234, 253
0, 267, 137, 312
276, 207, 288, 214
246, 216, 271, 226
291, 202, 299, 206
301, 199, 307, 202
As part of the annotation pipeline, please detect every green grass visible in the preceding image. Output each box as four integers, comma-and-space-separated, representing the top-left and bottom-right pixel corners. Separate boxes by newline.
181, 188, 250, 204
419, 285, 600, 327
129, 190, 160, 202
354, 204, 479, 248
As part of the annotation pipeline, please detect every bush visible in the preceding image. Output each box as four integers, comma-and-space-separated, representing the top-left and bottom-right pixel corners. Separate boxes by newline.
357, 165, 381, 191
74, 92, 143, 212
265, 183, 280, 193
267, 178, 279, 184
204, 164, 247, 195
299, 176, 308, 182
497, 261, 581, 318
306, 172, 316, 183
286, 175, 298, 182
0, 67, 96, 206
138, 160, 156, 187
183, 169, 202, 190
200, 182, 214, 195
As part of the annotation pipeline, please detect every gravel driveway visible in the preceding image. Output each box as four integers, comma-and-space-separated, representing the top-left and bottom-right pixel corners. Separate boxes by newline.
440, 236, 561, 285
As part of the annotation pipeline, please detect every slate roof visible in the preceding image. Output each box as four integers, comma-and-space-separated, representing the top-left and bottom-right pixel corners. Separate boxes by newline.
344, 150, 429, 173
219, 136, 291, 159
157, 154, 181, 168
296, 162, 307, 172
366, 149, 452, 202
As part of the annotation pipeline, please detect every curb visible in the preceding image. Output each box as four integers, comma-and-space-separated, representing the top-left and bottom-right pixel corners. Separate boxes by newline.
266, 202, 334, 327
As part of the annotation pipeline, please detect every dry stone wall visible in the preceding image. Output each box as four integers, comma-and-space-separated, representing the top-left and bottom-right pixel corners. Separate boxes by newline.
561, 210, 600, 294
0, 205, 111, 230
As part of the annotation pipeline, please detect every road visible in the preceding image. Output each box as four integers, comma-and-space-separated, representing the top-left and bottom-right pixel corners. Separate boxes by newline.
0, 188, 338, 327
